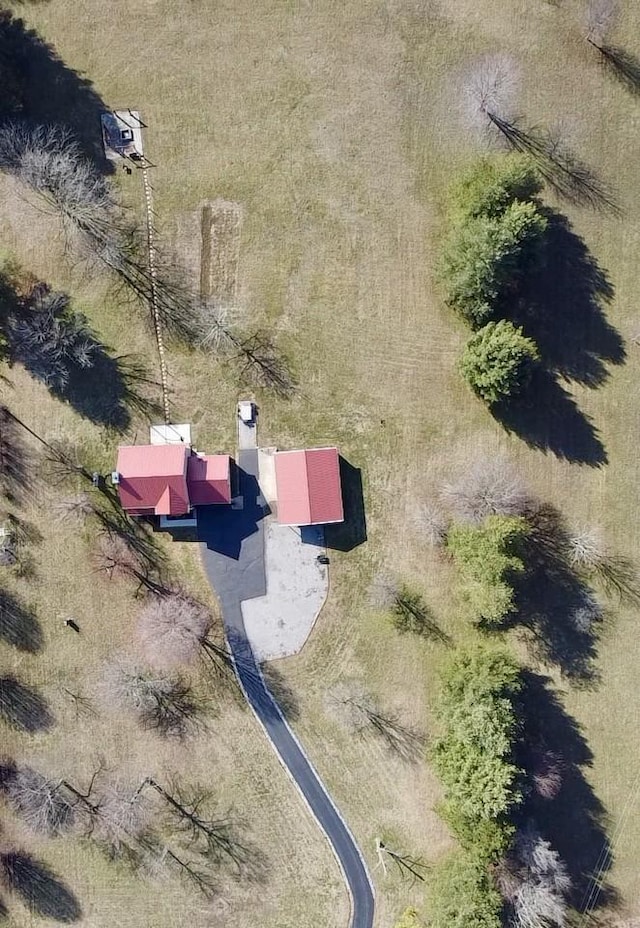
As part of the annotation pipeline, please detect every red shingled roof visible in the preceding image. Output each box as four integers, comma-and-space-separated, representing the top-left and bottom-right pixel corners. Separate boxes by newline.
274, 448, 344, 526
187, 454, 232, 505
116, 444, 190, 516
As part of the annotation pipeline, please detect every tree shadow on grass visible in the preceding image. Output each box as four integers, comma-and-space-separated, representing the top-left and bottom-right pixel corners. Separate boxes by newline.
492, 211, 622, 466
599, 45, 640, 97
0, 676, 54, 732
516, 212, 624, 388
493, 368, 607, 466
61, 351, 163, 431
0, 404, 33, 505
259, 663, 299, 722
489, 113, 619, 214
0, 590, 42, 652
518, 672, 615, 911
325, 457, 367, 552
0, 852, 81, 922
0, 11, 110, 169
510, 504, 603, 686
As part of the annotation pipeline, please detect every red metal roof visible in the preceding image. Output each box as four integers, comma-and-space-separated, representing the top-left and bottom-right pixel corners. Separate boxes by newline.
116, 445, 190, 516
187, 454, 231, 505
274, 448, 344, 526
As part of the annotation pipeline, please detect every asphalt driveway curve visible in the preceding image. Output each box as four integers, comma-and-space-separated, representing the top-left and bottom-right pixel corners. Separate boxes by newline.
198, 449, 374, 928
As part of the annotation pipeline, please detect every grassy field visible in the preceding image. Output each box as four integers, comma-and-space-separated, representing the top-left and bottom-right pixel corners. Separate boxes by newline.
2, 0, 640, 925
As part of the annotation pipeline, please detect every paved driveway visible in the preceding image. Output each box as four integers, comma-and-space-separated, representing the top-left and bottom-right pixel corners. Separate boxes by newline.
198, 449, 374, 928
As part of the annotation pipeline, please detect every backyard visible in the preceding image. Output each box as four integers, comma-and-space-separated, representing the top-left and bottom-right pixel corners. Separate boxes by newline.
1, 0, 640, 926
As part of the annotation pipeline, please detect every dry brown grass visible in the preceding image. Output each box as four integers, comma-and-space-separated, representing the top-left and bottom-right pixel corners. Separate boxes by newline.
2, 0, 640, 924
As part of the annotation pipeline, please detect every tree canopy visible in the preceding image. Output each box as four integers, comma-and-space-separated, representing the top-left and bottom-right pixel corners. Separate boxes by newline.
460, 320, 539, 405
427, 851, 503, 928
439, 201, 547, 328
446, 515, 529, 625
449, 155, 543, 221
432, 646, 524, 859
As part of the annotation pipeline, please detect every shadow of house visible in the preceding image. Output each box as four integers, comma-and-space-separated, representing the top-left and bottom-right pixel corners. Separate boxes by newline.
198, 469, 269, 561
518, 673, 614, 910
0, 676, 54, 732
599, 45, 640, 97
0, 11, 110, 169
0, 852, 81, 922
325, 457, 367, 552
493, 211, 623, 467
0, 591, 42, 652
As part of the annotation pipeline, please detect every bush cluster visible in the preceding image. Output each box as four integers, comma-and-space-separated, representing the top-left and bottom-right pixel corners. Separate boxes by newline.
446, 514, 529, 626
428, 646, 524, 927
438, 155, 547, 405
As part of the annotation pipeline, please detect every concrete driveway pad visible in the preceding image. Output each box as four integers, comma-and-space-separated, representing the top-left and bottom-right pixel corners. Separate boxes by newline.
242, 520, 328, 661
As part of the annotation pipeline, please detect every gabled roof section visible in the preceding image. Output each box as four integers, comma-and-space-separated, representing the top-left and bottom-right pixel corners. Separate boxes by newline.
116, 444, 190, 516
187, 454, 232, 505
274, 448, 344, 526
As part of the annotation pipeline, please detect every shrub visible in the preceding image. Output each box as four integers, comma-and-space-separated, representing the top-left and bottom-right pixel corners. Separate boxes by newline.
460, 321, 539, 404
427, 850, 503, 928
439, 201, 547, 328
446, 515, 528, 625
433, 646, 524, 852
449, 155, 542, 221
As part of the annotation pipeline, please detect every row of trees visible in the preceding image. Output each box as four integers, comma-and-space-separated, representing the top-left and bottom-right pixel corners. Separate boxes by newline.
0, 760, 260, 898
438, 155, 545, 405
426, 647, 573, 928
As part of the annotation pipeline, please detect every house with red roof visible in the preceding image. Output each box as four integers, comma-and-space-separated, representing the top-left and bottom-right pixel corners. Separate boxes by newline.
274, 448, 343, 526
114, 418, 344, 530
115, 443, 232, 519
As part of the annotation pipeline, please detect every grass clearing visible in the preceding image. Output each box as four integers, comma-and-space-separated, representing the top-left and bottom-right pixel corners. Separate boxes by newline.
1, 0, 640, 924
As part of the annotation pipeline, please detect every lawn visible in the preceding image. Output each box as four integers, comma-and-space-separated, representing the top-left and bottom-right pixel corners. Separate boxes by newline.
1, 0, 640, 926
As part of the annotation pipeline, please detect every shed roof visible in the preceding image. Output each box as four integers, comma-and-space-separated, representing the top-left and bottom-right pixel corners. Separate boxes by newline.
116, 444, 190, 516
187, 454, 232, 505
274, 448, 344, 526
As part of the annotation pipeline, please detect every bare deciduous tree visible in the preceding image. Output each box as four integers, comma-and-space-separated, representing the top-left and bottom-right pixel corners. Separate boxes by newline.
368, 572, 396, 610
509, 823, 572, 928
1, 764, 75, 836
100, 659, 206, 738
89, 782, 153, 862
53, 492, 95, 523
412, 502, 448, 546
329, 682, 426, 763
142, 778, 260, 879
94, 532, 166, 596
568, 527, 605, 571
6, 285, 97, 390
530, 746, 564, 800
441, 453, 530, 524
136, 594, 212, 669
374, 838, 427, 884
462, 54, 520, 138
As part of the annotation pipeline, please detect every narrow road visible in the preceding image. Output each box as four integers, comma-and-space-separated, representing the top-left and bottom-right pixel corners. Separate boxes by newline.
198, 449, 374, 928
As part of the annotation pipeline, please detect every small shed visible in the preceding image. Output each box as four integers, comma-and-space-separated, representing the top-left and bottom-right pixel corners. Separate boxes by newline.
274, 448, 344, 526
101, 110, 145, 163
